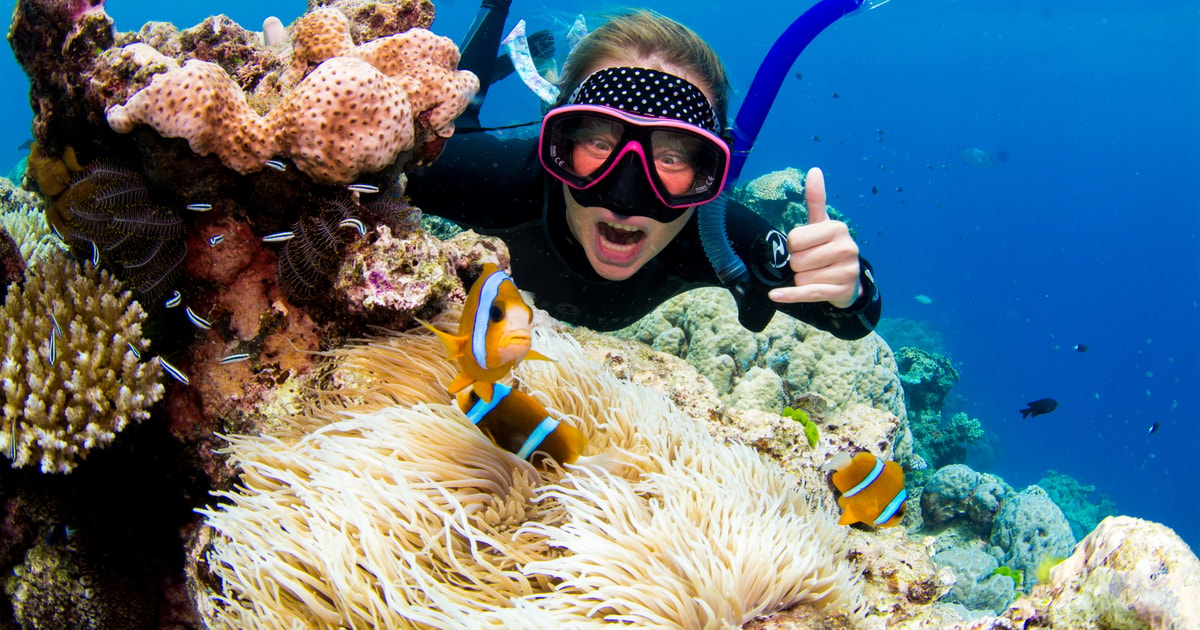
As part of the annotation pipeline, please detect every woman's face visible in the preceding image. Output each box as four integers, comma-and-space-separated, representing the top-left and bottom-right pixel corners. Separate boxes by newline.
564, 183, 694, 281
563, 60, 715, 281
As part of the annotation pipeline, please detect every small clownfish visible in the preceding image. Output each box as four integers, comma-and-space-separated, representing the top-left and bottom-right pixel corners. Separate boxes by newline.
420, 264, 551, 403
458, 382, 587, 466
824, 452, 907, 528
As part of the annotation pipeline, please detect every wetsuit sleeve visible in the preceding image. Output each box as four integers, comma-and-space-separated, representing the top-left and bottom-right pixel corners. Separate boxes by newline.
724, 200, 882, 340
405, 133, 545, 228
455, 0, 513, 130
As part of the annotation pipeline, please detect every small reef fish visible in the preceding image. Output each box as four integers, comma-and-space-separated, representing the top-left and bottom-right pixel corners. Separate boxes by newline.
345, 183, 379, 194
1147, 422, 1160, 436
264, 159, 287, 172
421, 263, 550, 403
164, 291, 182, 308
185, 203, 212, 212
185, 306, 212, 330
459, 382, 586, 466
158, 357, 189, 385
1073, 344, 1088, 353
1020, 398, 1058, 418
824, 452, 907, 528
914, 294, 933, 305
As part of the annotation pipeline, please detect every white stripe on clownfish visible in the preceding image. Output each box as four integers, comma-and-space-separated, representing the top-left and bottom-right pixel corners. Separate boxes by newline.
842, 457, 884, 497
466, 382, 511, 424
470, 270, 509, 370
874, 488, 907, 526
516, 416, 561, 460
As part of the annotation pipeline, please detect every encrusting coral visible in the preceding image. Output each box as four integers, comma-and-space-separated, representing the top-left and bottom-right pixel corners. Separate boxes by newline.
105, 7, 479, 185
1, 248, 163, 473
191, 324, 865, 628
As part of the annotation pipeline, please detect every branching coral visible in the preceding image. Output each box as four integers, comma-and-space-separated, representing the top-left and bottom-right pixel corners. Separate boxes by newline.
193, 326, 864, 627
105, 9, 478, 185
1, 248, 163, 473
0, 177, 64, 266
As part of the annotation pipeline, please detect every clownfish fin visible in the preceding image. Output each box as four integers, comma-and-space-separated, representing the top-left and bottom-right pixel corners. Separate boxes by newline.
524, 349, 555, 363
473, 381, 497, 404
417, 318, 467, 359
447, 372, 476, 396
838, 509, 860, 526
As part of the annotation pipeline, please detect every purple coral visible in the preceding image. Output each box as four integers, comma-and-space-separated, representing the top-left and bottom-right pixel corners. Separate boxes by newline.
66, 0, 106, 21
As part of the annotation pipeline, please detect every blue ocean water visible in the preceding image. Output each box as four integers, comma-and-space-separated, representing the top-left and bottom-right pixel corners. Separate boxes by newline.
1, 0, 1196, 553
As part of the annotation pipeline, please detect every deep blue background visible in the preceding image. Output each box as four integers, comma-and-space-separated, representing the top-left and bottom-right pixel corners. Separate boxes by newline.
2, 0, 1196, 549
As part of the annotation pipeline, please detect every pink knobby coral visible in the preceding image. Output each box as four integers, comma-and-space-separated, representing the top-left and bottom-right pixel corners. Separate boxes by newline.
105, 8, 477, 185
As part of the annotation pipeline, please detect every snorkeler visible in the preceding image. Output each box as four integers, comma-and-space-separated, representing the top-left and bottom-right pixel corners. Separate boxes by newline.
405, 4, 881, 338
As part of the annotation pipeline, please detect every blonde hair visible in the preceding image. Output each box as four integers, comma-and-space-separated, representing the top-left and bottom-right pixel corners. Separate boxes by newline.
556, 10, 730, 130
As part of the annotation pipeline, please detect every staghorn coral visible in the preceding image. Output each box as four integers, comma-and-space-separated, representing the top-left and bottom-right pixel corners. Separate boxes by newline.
50, 161, 187, 302
105, 9, 479, 185
1, 249, 163, 473
190, 326, 865, 627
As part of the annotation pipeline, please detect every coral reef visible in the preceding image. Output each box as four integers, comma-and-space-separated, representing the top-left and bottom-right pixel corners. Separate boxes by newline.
1035, 469, 1119, 541
729, 167, 852, 232
895, 346, 985, 468
618, 287, 904, 417
50, 161, 187, 301
1031, 516, 1199, 629
190, 327, 865, 627
1, 249, 163, 473
931, 547, 1017, 614
105, 8, 478, 185
0, 176, 63, 266
987, 486, 1076, 586
919, 464, 1013, 535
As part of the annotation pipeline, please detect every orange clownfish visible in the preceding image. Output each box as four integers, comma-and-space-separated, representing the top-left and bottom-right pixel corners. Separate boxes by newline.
421, 264, 550, 403
459, 382, 587, 466
824, 452, 907, 528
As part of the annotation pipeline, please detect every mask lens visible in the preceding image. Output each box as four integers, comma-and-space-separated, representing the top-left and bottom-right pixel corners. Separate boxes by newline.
540, 106, 729, 208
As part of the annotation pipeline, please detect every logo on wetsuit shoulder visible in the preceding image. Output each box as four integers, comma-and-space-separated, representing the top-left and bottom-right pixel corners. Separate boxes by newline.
765, 230, 789, 269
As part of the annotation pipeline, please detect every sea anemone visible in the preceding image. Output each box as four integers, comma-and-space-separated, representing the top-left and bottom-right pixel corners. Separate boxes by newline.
192, 325, 864, 627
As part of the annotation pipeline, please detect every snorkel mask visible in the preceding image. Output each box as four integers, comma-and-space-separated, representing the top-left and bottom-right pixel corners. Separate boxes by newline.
538, 67, 731, 222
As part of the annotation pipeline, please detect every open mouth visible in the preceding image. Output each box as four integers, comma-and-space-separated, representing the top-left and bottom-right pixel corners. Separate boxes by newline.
597, 221, 646, 250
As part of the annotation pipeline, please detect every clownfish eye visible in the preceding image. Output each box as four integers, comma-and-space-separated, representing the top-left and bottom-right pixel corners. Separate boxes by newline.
489, 304, 504, 323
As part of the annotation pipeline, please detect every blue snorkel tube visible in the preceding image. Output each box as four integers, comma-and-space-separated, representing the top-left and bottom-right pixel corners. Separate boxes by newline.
699, 0, 884, 289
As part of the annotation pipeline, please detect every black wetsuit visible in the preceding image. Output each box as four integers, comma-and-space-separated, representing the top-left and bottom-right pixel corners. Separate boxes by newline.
404, 0, 881, 338
405, 133, 881, 338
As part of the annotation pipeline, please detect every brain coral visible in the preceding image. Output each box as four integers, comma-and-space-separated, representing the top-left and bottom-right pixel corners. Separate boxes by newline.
1, 249, 163, 473
192, 326, 864, 627
105, 8, 478, 185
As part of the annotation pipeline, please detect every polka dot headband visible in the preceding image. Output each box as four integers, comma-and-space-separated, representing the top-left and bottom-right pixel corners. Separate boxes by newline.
567, 66, 722, 135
